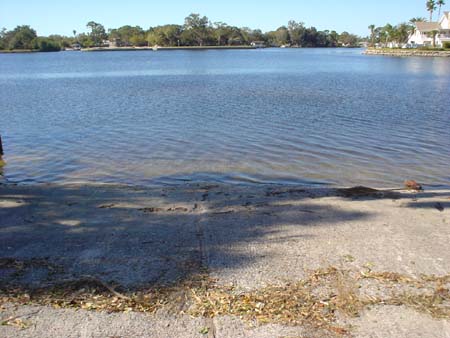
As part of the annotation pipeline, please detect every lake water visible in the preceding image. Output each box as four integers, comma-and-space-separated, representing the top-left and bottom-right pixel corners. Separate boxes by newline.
1, 48, 449, 187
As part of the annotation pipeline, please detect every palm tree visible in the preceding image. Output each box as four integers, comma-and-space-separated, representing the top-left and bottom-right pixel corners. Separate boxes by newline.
437, 0, 446, 18
427, 0, 437, 21
383, 24, 394, 46
396, 23, 412, 44
409, 17, 427, 23
429, 29, 439, 47
368, 24, 376, 47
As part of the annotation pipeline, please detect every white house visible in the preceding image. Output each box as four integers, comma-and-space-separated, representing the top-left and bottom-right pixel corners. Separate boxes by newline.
408, 12, 450, 47
250, 41, 266, 48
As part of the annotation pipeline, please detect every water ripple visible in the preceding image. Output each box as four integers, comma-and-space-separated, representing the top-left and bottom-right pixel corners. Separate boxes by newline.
1, 49, 449, 187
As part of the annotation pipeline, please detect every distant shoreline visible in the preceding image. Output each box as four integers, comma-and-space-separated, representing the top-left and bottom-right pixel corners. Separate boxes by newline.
364, 48, 450, 57
81, 45, 258, 52
0, 46, 259, 54
0, 46, 365, 54
0, 49, 41, 54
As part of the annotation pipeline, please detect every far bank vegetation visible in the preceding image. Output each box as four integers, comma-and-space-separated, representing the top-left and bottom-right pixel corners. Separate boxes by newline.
0, 13, 361, 53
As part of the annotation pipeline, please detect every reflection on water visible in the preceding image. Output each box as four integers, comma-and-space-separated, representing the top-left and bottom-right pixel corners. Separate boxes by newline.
402, 56, 450, 76
0, 49, 449, 187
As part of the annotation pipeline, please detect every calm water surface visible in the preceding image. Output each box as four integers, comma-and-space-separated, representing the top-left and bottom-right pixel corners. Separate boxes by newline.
1, 49, 449, 187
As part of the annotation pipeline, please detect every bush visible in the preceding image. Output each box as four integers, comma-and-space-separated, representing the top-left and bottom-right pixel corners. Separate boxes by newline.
7, 25, 37, 50
443, 41, 450, 49
34, 37, 61, 52
418, 46, 444, 51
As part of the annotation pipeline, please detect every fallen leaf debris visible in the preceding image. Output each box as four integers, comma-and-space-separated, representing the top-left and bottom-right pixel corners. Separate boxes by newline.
1, 260, 449, 336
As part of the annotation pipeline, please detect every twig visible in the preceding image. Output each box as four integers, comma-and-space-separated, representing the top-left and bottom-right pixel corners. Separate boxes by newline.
1, 310, 40, 325
79, 275, 131, 301
40, 275, 132, 301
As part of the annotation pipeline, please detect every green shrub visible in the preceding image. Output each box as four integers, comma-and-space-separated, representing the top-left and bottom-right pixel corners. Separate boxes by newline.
34, 37, 61, 52
418, 46, 444, 51
443, 41, 450, 49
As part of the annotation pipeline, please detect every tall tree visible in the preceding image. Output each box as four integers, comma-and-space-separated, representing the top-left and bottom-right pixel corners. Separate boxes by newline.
427, 0, 437, 21
339, 31, 358, 47
328, 31, 339, 46
437, 0, 446, 18
429, 29, 439, 47
409, 17, 426, 23
147, 27, 164, 46
184, 13, 210, 46
86, 21, 107, 46
396, 23, 414, 44
368, 24, 376, 46
0, 28, 7, 49
161, 25, 183, 46
109, 25, 146, 46
381, 24, 394, 45
287, 20, 305, 46
213, 22, 228, 46
7, 25, 37, 50
274, 26, 289, 45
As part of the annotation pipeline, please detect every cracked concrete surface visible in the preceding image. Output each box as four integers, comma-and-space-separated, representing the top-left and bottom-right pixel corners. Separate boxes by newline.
1, 183, 449, 337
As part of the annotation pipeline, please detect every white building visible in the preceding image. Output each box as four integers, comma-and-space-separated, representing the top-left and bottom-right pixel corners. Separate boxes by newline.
250, 41, 266, 48
408, 12, 450, 47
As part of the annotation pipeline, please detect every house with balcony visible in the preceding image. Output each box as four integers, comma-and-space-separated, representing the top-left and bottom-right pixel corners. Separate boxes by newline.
408, 12, 450, 47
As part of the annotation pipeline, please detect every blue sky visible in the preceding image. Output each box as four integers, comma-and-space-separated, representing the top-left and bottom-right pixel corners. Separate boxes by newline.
0, 0, 445, 36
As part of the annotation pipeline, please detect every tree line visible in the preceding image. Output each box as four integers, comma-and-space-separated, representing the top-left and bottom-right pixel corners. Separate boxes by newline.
367, 0, 447, 48
367, 21, 416, 47
0, 13, 361, 52
0, 26, 61, 51
367, 18, 442, 48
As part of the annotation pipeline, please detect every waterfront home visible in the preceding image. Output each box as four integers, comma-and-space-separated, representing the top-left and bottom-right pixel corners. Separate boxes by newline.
250, 41, 265, 48
108, 38, 120, 48
70, 43, 81, 50
408, 12, 450, 47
